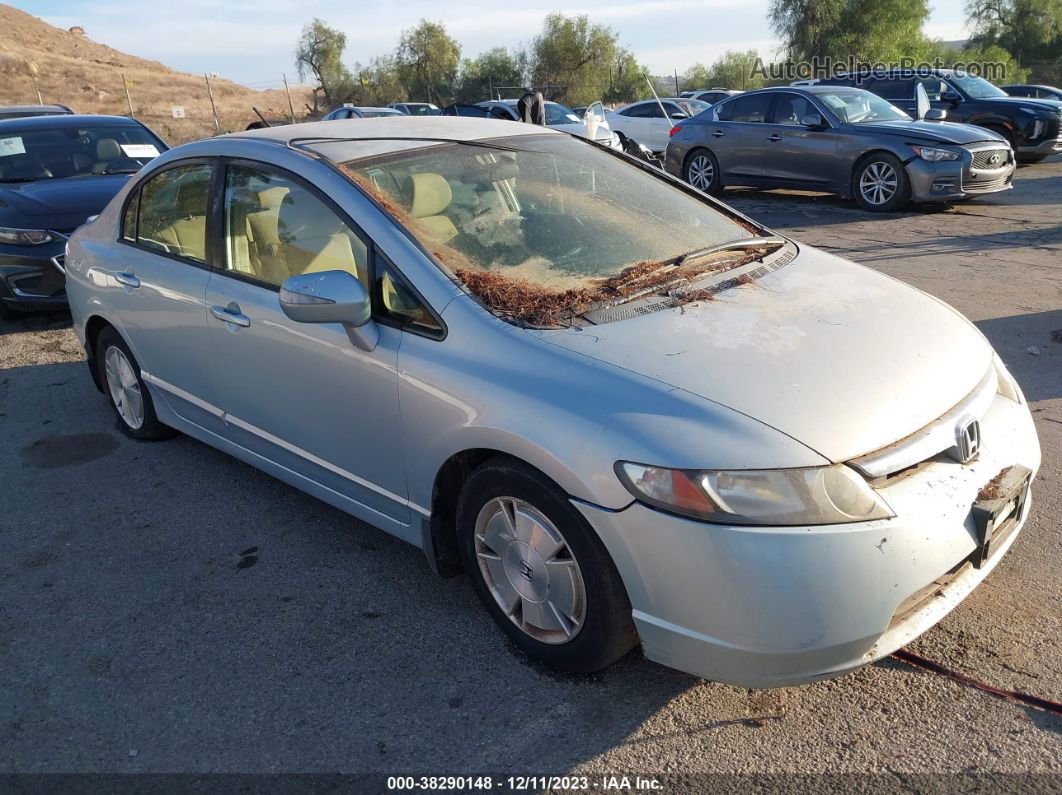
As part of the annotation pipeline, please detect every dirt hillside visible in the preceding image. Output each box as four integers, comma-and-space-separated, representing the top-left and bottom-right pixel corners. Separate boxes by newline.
0, 3, 313, 144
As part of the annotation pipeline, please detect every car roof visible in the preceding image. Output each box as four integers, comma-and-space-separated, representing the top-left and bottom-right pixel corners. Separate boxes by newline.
1002, 84, 1059, 90
229, 116, 558, 148
0, 113, 144, 130
0, 104, 72, 113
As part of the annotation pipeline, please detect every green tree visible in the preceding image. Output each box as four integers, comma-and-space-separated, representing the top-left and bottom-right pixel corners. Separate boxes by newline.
769, 0, 932, 63
966, 0, 1062, 82
350, 56, 407, 106
683, 63, 713, 90
455, 48, 525, 102
294, 19, 353, 111
608, 49, 649, 103
709, 50, 766, 90
395, 20, 462, 105
530, 13, 619, 105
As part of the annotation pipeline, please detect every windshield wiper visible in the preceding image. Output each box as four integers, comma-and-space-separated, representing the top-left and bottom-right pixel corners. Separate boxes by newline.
676, 236, 786, 266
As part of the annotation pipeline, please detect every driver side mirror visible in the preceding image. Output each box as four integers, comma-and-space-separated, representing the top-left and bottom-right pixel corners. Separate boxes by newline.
801, 112, 826, 129
925, 108, 947, 121
941, 91, 961, 105
669, 111, 689, 120
279, 270, 379, 352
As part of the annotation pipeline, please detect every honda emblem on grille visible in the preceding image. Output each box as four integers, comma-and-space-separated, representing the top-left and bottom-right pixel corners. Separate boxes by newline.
956, 420, 981, 464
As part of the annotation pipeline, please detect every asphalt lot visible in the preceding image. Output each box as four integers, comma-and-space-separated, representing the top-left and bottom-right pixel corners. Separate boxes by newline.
1, 155, 1060, 780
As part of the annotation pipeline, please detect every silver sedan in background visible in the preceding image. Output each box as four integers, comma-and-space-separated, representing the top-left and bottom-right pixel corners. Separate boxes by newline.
64, 117, 1039, 687
666, 86, 1015, 211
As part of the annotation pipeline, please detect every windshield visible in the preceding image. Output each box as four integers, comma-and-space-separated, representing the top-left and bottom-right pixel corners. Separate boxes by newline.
544, 103, 582, 125
676, 98, 711, 116
405, 104, 440, 116
0, 124, 163, 182
948, 73, 1008, 99
314, 134, 760, 325
817, 90, 911, 123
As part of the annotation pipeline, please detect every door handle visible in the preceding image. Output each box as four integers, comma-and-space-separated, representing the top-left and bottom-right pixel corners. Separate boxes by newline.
210, 304, 250, 328
114, 271, 140, 288
711, 130, 725, 138
767, 134, 782, 142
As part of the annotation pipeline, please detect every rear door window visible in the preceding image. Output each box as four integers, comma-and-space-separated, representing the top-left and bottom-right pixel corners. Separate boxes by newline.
723, 94, 773, 123
867, 77, 913, 100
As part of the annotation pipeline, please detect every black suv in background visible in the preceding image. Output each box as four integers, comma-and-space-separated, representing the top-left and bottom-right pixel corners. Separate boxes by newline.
820, 69, 1062, 162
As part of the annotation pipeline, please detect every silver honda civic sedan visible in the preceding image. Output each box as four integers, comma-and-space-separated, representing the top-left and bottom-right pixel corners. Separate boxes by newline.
64, 117, 1040, 687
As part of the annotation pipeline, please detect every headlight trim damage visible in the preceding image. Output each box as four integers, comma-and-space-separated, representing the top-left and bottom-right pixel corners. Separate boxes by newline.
616, 461, 895, 526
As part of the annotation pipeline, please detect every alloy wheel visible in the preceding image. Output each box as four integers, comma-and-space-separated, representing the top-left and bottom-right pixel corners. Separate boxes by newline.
104, 345, 144, 430
474, 496, 586, 644
859, 161, 898, 206
687, 154, 715, 190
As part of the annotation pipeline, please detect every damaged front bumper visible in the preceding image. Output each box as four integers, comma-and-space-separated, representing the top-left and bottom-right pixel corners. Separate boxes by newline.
574, 389, 1040, 688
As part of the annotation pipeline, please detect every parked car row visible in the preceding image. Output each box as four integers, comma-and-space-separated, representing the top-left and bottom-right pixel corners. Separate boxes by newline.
665, 71, 1062, 211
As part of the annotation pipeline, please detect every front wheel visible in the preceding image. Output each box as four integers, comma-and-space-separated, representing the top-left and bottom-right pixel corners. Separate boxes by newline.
684, 149, 721, 195
457, 457, 637, 673
852, 154, 910, 212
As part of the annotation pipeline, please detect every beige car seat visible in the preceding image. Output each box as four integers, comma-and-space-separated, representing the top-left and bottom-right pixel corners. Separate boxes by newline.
405, 173, 458, 243
157, 181, 207, 261
92, 138, 122, 174
275, 191, 363, 283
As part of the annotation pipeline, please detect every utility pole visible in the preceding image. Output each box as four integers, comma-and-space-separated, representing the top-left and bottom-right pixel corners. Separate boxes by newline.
282, 73, 296, 123
674, 69, 679, 95
121, 73, 134, 116
204, 73, 221, 134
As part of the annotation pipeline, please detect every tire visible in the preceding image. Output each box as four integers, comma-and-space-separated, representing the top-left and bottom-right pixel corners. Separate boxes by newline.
96, 327, 175, 441
683, 149, 721, 195
456, 456, 637, 673
852, 153, 910, 212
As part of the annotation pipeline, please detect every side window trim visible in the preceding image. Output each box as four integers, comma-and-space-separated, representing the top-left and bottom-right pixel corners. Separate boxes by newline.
116, 157, 216, 270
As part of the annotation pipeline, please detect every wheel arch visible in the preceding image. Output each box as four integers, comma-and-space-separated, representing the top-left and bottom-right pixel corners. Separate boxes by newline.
83, 314, 118, 392
848, 147, 908, 199
422, 446, 590, 579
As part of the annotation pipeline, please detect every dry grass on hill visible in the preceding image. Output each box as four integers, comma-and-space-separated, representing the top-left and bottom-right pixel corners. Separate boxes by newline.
0, 3, 314, 144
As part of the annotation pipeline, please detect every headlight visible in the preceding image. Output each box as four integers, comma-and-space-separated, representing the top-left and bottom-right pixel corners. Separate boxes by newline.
911, 146, 960, 162
1031, 119, 1044, 139
0, 227, 54, 246
616, 462, 894, 525
993, 354, 1024, 404
611, 132, 621, 148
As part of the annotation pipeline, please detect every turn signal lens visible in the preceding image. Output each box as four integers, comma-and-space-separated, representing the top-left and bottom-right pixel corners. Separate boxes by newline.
669, 126, 682, 137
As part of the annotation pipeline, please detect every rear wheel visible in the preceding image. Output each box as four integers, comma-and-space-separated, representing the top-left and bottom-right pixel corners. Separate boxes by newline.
96, 327, 175, 441
852, 153, 910, 212
457, 457, 637, 673
684, 149, 721, 195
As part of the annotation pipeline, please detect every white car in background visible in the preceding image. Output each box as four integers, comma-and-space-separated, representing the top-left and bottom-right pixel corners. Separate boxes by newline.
606, 97, 711, 154
476, 99, 621, 149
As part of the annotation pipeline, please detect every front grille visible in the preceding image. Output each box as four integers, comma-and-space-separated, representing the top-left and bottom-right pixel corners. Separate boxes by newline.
963, 176, 1010, 193
50, 254, 66, 273
971, 148, 1009, 169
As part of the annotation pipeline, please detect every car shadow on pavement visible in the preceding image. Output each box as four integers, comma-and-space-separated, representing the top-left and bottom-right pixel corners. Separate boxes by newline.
1, 358, 702, 773
976, 310, 1062, 402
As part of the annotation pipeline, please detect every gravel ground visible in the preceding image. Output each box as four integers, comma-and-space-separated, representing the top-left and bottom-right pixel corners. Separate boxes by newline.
0, 154, 1059, 783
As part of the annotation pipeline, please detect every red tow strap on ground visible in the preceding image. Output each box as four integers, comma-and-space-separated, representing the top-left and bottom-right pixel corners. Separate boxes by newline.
892, 649, 1062, 716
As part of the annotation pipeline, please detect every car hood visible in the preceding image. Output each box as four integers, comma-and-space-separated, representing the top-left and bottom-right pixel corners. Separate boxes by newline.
0, 174, 131, 230
532, 245, 993, 463
981, 96, 1062, 113
853, 119, 1004, 144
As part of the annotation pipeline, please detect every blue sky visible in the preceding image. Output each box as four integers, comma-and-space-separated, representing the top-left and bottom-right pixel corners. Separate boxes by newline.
19, 0, 970, 89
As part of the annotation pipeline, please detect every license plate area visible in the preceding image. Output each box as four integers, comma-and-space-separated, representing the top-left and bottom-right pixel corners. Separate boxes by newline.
971, 465, 1031, 568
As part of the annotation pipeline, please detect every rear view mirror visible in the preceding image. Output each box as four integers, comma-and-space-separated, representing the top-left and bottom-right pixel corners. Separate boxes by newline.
279, 270, 378, 351
801, 112, 825, 128
925, 108, 947, 121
